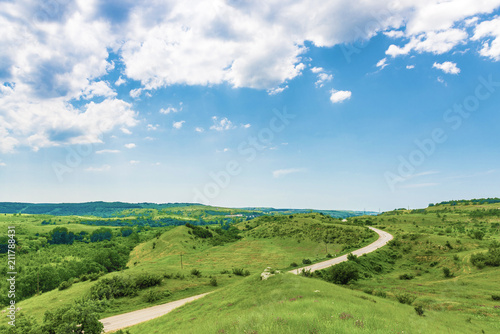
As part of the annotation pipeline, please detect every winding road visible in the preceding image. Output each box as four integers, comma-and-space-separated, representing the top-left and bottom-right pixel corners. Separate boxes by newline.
100, 226, 393, 332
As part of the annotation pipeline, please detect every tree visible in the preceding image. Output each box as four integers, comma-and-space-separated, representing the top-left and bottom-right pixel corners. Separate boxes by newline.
41, 298, 106, 334
324, 262, 359, 285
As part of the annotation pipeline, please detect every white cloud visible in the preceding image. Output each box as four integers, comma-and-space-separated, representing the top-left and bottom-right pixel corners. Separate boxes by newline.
129, 88, 142, 98
125, 143, 136, 149
80, 81, 116, 99
121, 128, 132, 135
96, 149, 120, 154
273, 168, 305, 178
242, 124, 251, 129
160, 106, 180, 114
330, 89, 352, 104
147, 124, 158, 131
130, 160, 140, 165
315, 73, 333, 88
115, 76, 126, 86
311, 67, 324, 73
472, 17, 500, 61
406, 65, 415, 69
268, 86, 288, 95
432, 61, 460, 74
195, 127, 204, 133
384, 30, 405, 38
0, 162, 6, 167
437, 76, 446, 85
376, 57, 388, 70
173, 121, 185, 129
85, 165, 111, 172
386, 29, 468, 57
210, 117, 235, 131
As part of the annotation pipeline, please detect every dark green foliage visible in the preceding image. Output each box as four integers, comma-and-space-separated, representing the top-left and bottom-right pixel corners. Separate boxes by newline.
134, 273, 163, 289
429, 261, 439, 267
471, 230, 485, 240
232, 268, 250, 276
470, 241, 500, 268
143, 289, 171, 303
290, 262, 298, 267
121, 228, 134, 237
322, 262, 359, 285
326, 253, 333, 258
491, 294, 500, 300
443, 267, 453, 278
347, 253, 358, 262
185, 223, 213, 238
396, 293, 416, 305
374, 290, 387, 298
0, 312, 41, 334
399, 273, 414, 280
191, 269, 202, 277
90, 227, 112, 242
41, 298, 107, 334
300, 269, 314, 277
58, 280, 73, 291
93, 247, 128, 272
90, 276, 138, 300
414, 305, 425, 316
445, 241, 453, 249
302, 259, 312, 264
48, 227, 75, 245
210, 277, 218, 286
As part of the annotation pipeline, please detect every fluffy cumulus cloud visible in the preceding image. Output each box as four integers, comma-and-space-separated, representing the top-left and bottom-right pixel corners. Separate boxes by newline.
210, 116, 235, 131
172, 120, 185, 129
330, 89, 352, 104
432, 61, 461, 74
2, 1, 500, 152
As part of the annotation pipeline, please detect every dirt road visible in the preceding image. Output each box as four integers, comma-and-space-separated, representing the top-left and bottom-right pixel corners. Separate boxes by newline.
289, 226, 393, 274
100, 292, 212, 332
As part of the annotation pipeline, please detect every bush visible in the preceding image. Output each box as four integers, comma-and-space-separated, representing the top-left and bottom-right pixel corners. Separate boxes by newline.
58, 280, 73, 291
232, 268, 250, 276
443, 267, 453, 278
414, 305, 425, 316
190, 269, 202, 277
302, 259, 312, 265
399, 273, 414, 280
90, 276, 138, 300
363, 288, 374, 295
326, 253, 333, 258
396, 293, 416, 305
491, 294, 500, 301
347, 253, 358, 262
134, 273, 163, 289
300, 269, 314, 277
323, 262, 359, 285
210, 277, 218, 286
429, 261, 439, 267
143, 289, 161, 303
290, 262, 298, 267
374, 290, 387, 298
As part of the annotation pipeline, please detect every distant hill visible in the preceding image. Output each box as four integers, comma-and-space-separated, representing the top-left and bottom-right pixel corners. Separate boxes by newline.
241, 207, 378, 218
0, 202, 200, 217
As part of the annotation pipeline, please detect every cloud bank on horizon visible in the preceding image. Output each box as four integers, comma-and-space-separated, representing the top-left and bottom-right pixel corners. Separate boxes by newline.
1, 0, 500, 153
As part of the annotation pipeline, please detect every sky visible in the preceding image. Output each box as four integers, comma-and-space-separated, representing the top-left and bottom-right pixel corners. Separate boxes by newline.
1, 0, 500, 211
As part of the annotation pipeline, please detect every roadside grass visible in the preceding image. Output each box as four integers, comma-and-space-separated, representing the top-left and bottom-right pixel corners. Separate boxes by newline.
123, 273, 493, 334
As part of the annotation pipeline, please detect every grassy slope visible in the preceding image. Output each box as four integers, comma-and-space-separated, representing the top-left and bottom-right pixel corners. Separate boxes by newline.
124, 273, 489, 334
16, 214, 374, 321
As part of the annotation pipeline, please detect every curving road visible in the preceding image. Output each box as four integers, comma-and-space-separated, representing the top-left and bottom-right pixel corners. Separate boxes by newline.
289, 226, 393, 274
100, 226, 392, 332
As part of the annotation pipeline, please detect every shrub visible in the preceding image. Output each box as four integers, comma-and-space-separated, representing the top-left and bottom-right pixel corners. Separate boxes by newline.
135, 273, 163, 288
363, 288, 374, 295
220, 269, 230, 274
210, 277, 218, 286
396, 293, 416, 305
58, 280, 73, 291
232, 268, 250, 276
290, 262, 298, 267
90, 276, 138, 300
302, 259, 312, 265
326, 253, 333, 258
491, 294, 500, 301
347, 253, 358, 262
429, 261, 439, 267
300, 269, 314, 277
163, 273, 172, 279
191, 269, 202, 277
399, 273, 414, 280
445, 241, 453, 249
144, 289, 161, 303
414, 305, 425, 316
324, 262, 359, 285
443, 267, 453, 278
453, 255, 459, 261
374, 290, 387, 298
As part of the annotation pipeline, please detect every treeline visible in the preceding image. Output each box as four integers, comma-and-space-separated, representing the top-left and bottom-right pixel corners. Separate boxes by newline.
185, 223, 242, 246
78, 217, 212, 227
429, 198, 500, 207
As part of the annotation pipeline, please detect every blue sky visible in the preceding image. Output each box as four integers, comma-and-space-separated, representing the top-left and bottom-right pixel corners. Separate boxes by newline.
1, 1, 500, 211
